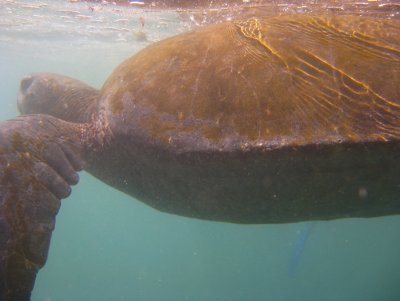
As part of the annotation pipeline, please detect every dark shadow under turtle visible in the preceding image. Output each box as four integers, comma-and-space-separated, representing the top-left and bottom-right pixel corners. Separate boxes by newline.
1, 14, 400, 300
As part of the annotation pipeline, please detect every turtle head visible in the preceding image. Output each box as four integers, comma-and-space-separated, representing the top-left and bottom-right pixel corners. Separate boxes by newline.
17, 72, 100, 123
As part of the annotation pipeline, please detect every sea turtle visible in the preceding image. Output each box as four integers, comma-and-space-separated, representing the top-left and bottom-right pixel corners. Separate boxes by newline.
1, 14, 400, 300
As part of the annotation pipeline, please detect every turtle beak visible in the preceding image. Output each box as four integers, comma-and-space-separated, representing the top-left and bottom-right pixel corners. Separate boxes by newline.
17, 75, 35, 114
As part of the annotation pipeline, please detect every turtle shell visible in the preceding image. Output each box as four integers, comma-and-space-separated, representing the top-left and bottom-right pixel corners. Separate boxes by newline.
85, 14, 400, 223
101, 14, 400, 152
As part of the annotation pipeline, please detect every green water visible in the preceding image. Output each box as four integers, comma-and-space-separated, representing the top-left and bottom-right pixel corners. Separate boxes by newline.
1, 1, 400, 300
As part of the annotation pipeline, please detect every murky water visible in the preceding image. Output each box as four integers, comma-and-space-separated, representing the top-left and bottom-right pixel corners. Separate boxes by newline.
1, 0, 400, 300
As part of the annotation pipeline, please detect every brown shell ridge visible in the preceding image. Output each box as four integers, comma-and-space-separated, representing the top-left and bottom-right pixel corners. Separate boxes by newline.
234, 17, 289, 68
321, 17, 400, 61
291, 50, 400, 141
232, 15, 400, 144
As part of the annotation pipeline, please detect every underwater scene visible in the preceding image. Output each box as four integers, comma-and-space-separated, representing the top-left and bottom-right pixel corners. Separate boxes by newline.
1, 0, 400, 300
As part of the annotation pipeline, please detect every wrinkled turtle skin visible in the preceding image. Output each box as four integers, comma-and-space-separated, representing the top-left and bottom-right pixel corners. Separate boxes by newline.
1, 14, 400, 300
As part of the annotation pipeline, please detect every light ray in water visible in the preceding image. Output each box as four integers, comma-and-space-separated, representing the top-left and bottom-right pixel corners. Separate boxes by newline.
288, 222, 316, 277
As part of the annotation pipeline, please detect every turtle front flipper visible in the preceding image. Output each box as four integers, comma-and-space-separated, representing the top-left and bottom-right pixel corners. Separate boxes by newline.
0, 114, 85, 300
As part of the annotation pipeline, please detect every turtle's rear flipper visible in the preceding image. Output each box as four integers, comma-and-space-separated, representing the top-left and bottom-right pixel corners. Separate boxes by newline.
0, 115, 84, 300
